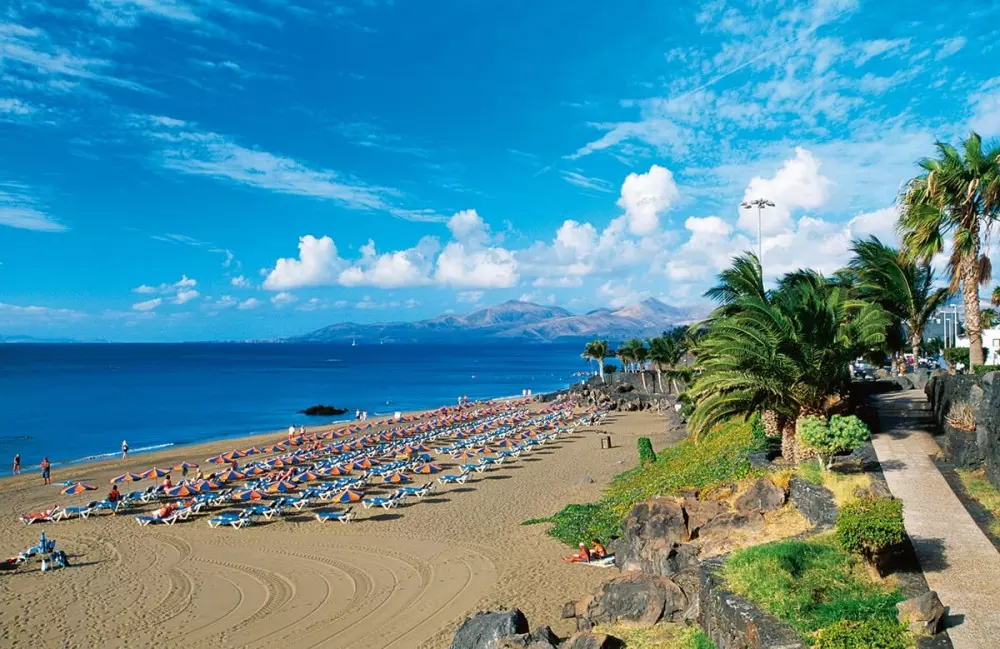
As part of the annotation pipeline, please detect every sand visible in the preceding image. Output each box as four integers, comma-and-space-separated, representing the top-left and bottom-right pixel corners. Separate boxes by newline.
0, 407, 671, 649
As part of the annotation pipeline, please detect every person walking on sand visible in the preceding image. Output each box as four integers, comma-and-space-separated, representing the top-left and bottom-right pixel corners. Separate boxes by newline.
12, 454, 20, 475
40, 457, 51, 485
121, 440, 129, 460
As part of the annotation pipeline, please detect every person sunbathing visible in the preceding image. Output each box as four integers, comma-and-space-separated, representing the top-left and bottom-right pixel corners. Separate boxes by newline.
591, 539, 608, 559
156, 502, 178, 519
562, 543, 591, 563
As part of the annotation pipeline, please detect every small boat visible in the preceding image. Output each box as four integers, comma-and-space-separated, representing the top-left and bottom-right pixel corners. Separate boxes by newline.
352, 339, 356, 347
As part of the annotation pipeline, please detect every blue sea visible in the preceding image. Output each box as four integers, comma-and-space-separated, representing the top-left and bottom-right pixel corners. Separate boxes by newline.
0, 342, 589, 469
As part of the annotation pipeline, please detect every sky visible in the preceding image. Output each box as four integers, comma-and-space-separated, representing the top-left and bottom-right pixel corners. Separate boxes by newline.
1, 0, 998, 342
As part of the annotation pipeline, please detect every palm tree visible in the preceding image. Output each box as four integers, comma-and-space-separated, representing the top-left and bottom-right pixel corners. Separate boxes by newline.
982, 308, 997, 329
702, 252, 767, 322
629, 339, 650, 392
689, 255, 889, 461
648, 335, 685, 393
581, 340, 609, 382
898, 132, 1000, 367
846, 236, 950, 368
992, 286, 1000, 307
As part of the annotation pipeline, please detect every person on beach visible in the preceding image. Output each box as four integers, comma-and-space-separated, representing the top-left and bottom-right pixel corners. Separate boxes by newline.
590, 539, 608, 559
121, 440, 128, 460
157, 502, 178, 520
40, 457, 51, 485
562, 543, 591, 563
108, 484, 121, 512
162, 474, 172, 491
288, 425, 295, 441
12, 454, 20, 475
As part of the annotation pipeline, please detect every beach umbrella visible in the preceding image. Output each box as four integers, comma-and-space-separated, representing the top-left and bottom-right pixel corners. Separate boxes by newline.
186, 480, 213, 493
293, 471, 321, 483
384, 472, 410, 484
262, 444, 284, 453
243, 447, 261, 456
451, 451, 477, 461
140, 467, 172, 479
233, 489, 266, 502
173, 462, 199, 472
60, 482, 96, 495
412, 463, 441, 475
165, 484, 199, 498
266, 480, 297, 493
206, 455, 230, 464
318, 466, 344, 477
196, 479, 223, 490
216, 469, 245, 482
243, 465, 268, 476
476, 447, 495, 455
110, 472, 144, 484
266, 458, 286, 468
496, 440, 519, 449
332, 488, 364, 503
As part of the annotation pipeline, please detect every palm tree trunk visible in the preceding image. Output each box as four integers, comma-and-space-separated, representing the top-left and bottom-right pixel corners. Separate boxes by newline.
598, 360, 605, 383
656, 367, 664, 393
780, 419, 799, 463
762, 410, 780, 437
962, 253, 985, 367
639, 371, 648, 393
911, 332, 922, 369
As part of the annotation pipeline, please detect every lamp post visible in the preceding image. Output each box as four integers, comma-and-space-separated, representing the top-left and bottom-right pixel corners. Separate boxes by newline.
740, 198, 775, 267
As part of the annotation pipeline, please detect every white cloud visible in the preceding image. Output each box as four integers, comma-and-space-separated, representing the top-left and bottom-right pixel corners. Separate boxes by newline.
173, 289, 200, 304
296, 297, 343, 312
561, 170, 614, 193
935, 37, 966, 60
204, 295, 237, 312
740, 148, 830, 234
263, 235, 344, 290
132, 297, 162, 312
174, 275, 196, 289
0, 182, 66, 232
848, 206, 898, 244
617, 165, 679, 236
447, 209, 490, 244
237, 297, 261, 310
435, 242, 518, 288
133, 284, 156, 294
970, 80, 1000, 137
230, 275, 250, 288
0, 302, 84, 321
271, 291, 297, 307
338, 237, 438, 288
456, 291, 484, 304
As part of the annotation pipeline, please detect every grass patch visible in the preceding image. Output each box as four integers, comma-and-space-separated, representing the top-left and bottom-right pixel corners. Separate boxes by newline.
534, 418, 756, 545
594, 622, 716, 649
721, 536, 908, 646
956, 468, 1000, 537
795, 463, 872, 507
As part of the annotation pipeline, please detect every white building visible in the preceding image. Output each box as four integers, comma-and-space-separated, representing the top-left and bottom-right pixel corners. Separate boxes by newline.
956, 328, 1000, 365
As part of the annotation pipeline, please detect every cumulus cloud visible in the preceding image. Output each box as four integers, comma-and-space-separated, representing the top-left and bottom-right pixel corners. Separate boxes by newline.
338, 237, 438, 288
263, 235, 344, 290
237, 298, 261, 310
435, 243, 518, 288
271, 292, 297, 307
740, 148, 831, 234
456, 291, 484, 304
617, 165, 679, 236
132, 297, 162, 311
231, 275, 250, 288
173, 289, 200, 305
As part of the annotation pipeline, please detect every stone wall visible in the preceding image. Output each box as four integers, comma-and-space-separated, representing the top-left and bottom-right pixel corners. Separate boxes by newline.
925, 373, 1000, 487
698, 557, 805, 649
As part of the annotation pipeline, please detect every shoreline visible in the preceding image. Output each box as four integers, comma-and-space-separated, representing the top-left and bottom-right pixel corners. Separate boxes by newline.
0, 389, 566, 482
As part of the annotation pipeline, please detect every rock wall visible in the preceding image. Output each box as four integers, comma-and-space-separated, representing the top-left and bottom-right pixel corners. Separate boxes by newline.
925, 373, 1000, 487
698, 557, 806, 649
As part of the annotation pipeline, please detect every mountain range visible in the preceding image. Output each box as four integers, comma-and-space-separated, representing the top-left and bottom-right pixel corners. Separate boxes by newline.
290, 298, 700, 344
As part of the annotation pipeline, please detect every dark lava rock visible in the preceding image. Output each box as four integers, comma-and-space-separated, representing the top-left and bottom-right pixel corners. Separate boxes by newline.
562, 632, 625, 649
788, 477, 838, 529
734, 478, 786, 513
681, 497, 728, 540
299, 404, 349, 416
450, 609, 530, 649
897, 591, 946, 635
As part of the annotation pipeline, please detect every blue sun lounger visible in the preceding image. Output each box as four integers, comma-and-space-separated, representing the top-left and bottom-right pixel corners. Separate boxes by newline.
438, 471, 470, 485
315, 507, 354, 523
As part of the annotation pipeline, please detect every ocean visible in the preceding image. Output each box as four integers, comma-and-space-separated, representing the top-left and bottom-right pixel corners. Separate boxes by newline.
0, 342, 589, 469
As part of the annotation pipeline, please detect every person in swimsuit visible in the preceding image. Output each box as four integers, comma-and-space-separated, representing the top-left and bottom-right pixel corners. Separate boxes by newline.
121, 440, 129, 460
40, 457, 51, 485
12, 454, 20, 475
562, 543, 591, 563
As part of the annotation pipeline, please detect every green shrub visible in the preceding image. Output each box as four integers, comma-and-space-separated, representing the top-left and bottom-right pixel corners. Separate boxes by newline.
638, 437, 657, 465
812, 619, 910, 649
722, 537, 905, 638
836, 497, 905, 560
603, 363, 618, 375
798, 415, 870, 470
973, 364, 1000, 375
943, 347, 984, 367
527, 502, 621, 546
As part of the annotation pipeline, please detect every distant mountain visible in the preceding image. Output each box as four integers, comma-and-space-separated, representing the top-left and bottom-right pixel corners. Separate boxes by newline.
0, 334, 82, 343
289, 298, 697, 344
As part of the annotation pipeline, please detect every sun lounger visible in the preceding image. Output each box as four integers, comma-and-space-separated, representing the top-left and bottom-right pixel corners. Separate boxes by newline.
438, 471, 470, 485
136, 510, 182, 526
315, 507, 353, 523
20, 506, 61, 525
362, 495, 400, 510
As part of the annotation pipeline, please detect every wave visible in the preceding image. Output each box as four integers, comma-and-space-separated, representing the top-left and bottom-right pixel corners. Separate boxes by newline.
61, 442, 175, 466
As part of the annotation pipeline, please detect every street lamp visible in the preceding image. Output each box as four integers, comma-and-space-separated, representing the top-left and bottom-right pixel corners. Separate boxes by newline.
740, 198, 775, 267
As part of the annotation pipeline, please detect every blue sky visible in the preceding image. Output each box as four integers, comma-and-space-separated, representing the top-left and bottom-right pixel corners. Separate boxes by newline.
1, 0, 998, 341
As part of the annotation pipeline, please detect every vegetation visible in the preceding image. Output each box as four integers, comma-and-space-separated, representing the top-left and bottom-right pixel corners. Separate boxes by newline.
582, 339, 610, 382
956, 468, 1000, 537
812, 620, 911, 649
943, 347, 971, 368
648, 334, 687, 393
528, 418, 755, 544
638, 437, 657, 465
836, 497, 906, 562
945, 400, 977, 431
920, 337, 944, 358
687, 254, 888, 461
796, 462, 874, 508
898, 132, 1000, 367
797, 415, 871, 470
722, 537, 907, 645
604, 363, 618, 376
983, 308, 998, 329
973, 364, 1000, 374
594, 623, 716, 649
846, 236, 949, 370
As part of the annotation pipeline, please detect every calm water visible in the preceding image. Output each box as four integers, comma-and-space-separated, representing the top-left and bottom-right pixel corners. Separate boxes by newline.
0, 343, 588, 468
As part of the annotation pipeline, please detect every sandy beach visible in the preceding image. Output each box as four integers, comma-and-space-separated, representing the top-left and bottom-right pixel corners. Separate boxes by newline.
0, 404, 672, 649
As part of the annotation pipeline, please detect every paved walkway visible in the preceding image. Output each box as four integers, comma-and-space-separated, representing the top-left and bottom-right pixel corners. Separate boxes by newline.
872, 390, 1000, 649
